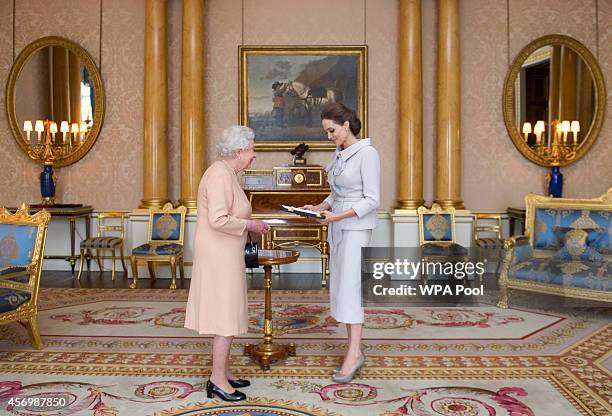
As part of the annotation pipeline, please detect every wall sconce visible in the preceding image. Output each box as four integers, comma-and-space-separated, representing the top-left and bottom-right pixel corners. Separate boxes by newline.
570, 121, 580, 144
522, 122, 532, 142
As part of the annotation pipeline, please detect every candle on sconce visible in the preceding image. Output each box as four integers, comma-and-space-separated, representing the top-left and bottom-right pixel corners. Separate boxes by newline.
23, 120, 33, 144
79, 122, 87, 142
533, 120, 545, 145
561, 120, 571, 144
71, 123, 79, 144
49, 122, 58, 143
522, 122, 532, 143
60, 121, 69, 144
35, 120, 44, 144
570, 121, 580, 145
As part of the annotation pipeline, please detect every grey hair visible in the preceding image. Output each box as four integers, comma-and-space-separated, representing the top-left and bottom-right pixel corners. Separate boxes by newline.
216, 125, 254, 158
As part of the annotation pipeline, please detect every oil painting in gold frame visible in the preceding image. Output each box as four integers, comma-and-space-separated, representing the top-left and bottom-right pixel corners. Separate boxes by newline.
239, 45, 367, 151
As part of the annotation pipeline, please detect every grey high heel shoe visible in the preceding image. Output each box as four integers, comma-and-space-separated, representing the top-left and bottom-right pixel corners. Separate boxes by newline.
331, 353, 365, 383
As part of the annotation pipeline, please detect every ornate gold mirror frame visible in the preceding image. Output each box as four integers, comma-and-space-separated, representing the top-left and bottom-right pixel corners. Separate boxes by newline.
502, 34, 606, 167
5, 36, 105, 167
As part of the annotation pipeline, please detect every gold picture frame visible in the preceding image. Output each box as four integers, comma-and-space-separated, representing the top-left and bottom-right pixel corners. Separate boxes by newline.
239, 45, 368, 151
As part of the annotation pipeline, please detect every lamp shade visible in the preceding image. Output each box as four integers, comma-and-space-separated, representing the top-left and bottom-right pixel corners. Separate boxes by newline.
522, 122, 532, 134
60, 121, 69, 133
570, 121, 580, 133
534, 120, 545, 133
50, 122, 58, 133
71, 123, 79, 133
23, 120, 33, 132
561, 120, 571, 132
34, 120, 44, 132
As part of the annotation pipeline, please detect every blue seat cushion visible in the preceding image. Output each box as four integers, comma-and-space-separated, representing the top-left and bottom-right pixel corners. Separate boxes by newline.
422, 243, 468, 256
81, 237, 123, 249
0, 288, 31, 313
509, 258, 612, 291
0, 265, 26, 277
0, 266, 29, 283
132, 243, 183, 256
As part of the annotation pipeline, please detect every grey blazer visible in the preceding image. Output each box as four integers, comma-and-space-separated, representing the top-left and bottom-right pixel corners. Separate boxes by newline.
324, 138, 380, 231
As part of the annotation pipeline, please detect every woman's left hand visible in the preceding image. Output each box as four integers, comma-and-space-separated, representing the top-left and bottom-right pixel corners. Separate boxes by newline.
318, 210, 338, 224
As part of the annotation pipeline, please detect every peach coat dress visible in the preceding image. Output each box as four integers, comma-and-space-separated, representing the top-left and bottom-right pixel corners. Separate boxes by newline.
184, 160, 251, 336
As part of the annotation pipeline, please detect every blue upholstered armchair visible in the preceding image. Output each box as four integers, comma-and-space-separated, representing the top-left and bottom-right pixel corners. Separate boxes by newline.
130, 203, 187, 290
0, 204, 50, 349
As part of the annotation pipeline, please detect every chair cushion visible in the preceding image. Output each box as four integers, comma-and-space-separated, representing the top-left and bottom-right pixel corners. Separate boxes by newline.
0, 265, 26, 277
533, 208, 611, 253
0, 288, 31, 313
509, 258, 612, 291
80, 237, 123, 249
0, 266, 29, 284
474, 238, 504, 249
552, 228, 605, 262
422, 242, 468, 256
554, 226, 605, 251
132, 243, 183, 256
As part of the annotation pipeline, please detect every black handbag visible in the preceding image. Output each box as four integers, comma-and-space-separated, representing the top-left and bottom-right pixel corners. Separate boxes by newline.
244, 233, 259, 268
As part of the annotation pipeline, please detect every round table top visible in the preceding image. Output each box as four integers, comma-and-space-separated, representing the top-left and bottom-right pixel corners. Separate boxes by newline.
258, 249, 300, 266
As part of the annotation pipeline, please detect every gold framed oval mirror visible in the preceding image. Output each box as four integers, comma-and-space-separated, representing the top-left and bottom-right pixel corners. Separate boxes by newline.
502, 34, 606, 167
5, 36, 105, 167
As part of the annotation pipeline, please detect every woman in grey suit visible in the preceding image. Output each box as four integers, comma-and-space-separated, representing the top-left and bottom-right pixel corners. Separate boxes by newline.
303, 103, 380, 383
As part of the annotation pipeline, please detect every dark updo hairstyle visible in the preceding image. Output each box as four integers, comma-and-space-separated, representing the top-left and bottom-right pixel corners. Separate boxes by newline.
320, 102, 361, 136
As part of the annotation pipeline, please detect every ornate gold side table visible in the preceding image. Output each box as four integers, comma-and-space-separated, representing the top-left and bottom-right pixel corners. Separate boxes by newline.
244, 249, 300, 370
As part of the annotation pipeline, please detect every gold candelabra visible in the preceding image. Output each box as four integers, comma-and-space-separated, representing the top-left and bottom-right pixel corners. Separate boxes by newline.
23, 119, 88, 165
522, 119, 580, 166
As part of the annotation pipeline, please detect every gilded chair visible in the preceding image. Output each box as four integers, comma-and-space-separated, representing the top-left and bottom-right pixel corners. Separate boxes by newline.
0, 204, 50, 349
473, 213, 505, 275
130, 203, 187, 290
77, 211, 128, 281
417, 203, 468, 281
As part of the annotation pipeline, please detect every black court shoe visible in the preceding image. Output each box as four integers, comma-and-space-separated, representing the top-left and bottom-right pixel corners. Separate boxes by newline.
206, 380, 246, 402
229, 378, 251, 388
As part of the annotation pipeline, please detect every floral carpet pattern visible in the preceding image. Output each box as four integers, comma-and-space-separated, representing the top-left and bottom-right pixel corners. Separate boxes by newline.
0, 288, 609, 415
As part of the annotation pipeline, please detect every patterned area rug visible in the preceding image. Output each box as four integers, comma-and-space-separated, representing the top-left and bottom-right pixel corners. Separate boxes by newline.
0, 288, 610, 415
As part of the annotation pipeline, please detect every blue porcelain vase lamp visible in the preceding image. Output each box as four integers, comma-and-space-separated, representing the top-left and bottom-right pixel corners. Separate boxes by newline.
547, 165, 563, 198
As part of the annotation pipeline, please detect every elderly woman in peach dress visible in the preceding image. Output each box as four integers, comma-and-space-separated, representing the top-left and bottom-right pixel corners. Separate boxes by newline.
185, 126, 268, 402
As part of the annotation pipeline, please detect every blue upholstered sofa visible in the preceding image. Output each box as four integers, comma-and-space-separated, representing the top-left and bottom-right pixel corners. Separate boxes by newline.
497, 189, 612, 308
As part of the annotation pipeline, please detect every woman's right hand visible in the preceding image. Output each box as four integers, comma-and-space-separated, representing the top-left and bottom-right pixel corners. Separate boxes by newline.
300, 204, 318, 211
246, 219, 270, 234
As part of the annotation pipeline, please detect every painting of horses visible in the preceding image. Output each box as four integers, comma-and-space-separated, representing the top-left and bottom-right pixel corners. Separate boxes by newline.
239, 46, 367, 150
